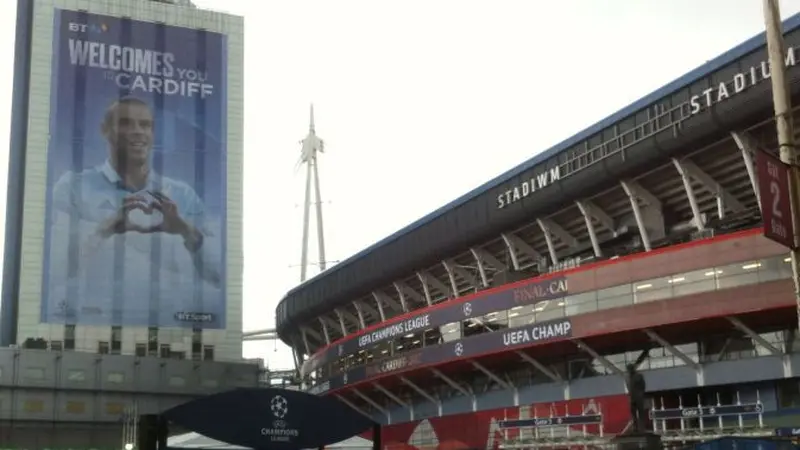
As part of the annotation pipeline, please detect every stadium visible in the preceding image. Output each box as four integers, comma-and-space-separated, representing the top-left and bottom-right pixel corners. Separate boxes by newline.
276, 11, 800, 450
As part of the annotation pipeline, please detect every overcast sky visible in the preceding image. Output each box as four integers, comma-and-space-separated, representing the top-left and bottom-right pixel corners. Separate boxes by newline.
0, 0, 798, 371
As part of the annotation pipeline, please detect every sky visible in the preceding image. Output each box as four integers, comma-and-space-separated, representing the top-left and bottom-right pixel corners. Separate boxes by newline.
0, 0, 799, 371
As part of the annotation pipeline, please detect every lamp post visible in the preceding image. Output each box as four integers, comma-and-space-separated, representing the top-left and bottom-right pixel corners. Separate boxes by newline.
763, 0, 800, 333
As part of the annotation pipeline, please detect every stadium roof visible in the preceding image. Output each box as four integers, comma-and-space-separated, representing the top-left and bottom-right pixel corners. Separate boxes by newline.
288, 12, 800, 294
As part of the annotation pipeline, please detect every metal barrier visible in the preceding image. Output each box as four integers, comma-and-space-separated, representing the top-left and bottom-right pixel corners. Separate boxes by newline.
497, 392, 778, 449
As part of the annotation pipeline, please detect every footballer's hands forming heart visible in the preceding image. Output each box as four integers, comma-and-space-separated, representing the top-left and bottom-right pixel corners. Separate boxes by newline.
97, 195, 163, 237
148, 191, 189, 236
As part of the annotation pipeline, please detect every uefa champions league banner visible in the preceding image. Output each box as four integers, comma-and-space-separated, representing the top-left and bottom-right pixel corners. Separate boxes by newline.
41, 10, 228, 329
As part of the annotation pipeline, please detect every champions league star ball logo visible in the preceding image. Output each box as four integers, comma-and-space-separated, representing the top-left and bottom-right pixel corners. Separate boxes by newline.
262, 395, 301, 440
454, 342, 464, 357
270, 395, 288, 420
462, 302, 472, 317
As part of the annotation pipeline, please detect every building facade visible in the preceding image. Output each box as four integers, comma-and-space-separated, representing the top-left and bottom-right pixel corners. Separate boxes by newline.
0, 0, 252, 447
276, 11, 800, 449
2, 0, 245, 361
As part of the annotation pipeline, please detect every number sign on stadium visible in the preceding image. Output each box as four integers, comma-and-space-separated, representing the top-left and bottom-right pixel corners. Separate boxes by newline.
756, 149, 795, 249
301, 276, 568, 377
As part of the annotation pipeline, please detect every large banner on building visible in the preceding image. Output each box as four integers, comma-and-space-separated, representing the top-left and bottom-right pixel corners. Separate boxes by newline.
41, 10, 228, 329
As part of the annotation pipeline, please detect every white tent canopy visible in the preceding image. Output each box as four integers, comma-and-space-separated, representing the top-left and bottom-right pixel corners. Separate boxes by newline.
167, 432, 373, 449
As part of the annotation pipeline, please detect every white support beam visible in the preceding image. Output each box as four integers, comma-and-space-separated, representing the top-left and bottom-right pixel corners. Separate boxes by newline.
321, 315, 342, 337
538, 217, 578, 248
383, 289, 406, 313
317, 317, 331, 345
352, 302, 367, 329
575, 200, 602, 258
300, 327, 311, 355
415, 272, 434, 306
536, 218, 559, 265
577, 200, 616, 233
502, 232, 542, 262
731, 131, 761, 210
335, 394, 372, 419
430, 368, 471, 397
470, 249, 489, 288
620, 180, 652, 252
373, 382, 410, 409
472, 247, 507, 271
471, 360, 513, 390
371, 292, 387, 321
500, 233, 521, 271
352, 388, 388, 416
334, 309, 348, 335
442, 261, 461, 297
643, 329, 699, 369
573, 339, 624, 376
678, 159, 746, 213
622, 180, 662, 210
300, 325, 324, 344
447, 259, 480, 290
392, 282, 412, 312
343, 308, 363, 328
356, 298, 382, 323
516, 350, 562, 382
373, 290, 402, 317
727, 316, 782, 356
672, 158, 705, 232
400, 376, 440, 407
419, 269, 451, 298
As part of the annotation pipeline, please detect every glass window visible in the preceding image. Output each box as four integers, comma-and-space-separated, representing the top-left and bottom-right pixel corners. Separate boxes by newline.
535, 300, 565, 321
597, 292, 633, 310
597, 284, 632, 299
508, 305, 535, 328
24, 399, 44, 413
760, 256, 792, 282
717, 261, 761, 289
106, 402, 124, 415
564, 292, 597, 316
670, 269, 716, 297
438, 322, 461, 342
67, 369, 85, 382
107, 372, 125, 384
633, 276, 672, 304
65, 401, 85, 414
25, 368, 45, 380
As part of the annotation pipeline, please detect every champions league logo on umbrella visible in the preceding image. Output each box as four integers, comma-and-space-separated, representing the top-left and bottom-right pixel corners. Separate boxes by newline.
262, 395, 299, 441
271, 395, 288, 427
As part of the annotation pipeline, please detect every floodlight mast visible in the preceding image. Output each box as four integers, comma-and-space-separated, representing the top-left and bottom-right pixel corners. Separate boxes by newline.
298, 104, 328, 283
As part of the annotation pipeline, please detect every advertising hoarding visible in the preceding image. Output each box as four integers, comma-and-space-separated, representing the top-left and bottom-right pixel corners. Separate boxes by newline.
301, 275, 568, 376
308, 317, 573, 395
40, 9, 228, 329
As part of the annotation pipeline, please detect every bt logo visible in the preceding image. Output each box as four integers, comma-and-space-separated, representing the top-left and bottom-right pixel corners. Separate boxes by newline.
68, 22, 108, 33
